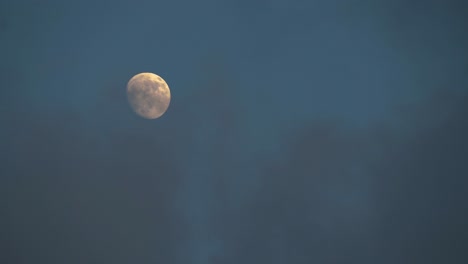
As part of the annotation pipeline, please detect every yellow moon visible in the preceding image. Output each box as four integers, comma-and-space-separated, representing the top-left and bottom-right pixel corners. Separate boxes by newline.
126, 72, 171, 119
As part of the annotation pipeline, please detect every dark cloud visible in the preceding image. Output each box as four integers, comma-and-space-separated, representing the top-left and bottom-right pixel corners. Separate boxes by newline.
211, 121, 377, 263
202, 90, 468, 264
373, 92, 468, 263
2, 103, 185, 263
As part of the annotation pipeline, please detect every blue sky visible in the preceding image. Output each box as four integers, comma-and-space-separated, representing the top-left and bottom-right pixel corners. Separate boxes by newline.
1, 0, 467, 263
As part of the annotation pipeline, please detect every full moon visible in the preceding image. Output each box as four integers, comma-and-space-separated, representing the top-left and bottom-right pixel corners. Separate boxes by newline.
126, 72, 171, 119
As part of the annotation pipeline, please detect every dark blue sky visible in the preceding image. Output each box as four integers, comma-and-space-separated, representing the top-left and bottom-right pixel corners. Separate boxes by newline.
1, 0, 468, 263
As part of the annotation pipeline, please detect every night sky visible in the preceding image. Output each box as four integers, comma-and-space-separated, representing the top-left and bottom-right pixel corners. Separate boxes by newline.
1, 0, 468, 263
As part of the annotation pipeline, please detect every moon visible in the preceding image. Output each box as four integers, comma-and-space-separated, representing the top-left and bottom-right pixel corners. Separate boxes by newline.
126, 72, 171, 119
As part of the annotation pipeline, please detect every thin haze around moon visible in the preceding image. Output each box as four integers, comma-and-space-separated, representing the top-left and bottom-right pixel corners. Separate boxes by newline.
126, 72, 171, 119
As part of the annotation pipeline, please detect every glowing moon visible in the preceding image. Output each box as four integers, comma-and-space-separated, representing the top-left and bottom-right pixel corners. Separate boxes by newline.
126, 72, 171, 119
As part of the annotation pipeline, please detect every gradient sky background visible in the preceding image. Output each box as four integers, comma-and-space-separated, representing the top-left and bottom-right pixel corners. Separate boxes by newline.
1, 0, 468, 263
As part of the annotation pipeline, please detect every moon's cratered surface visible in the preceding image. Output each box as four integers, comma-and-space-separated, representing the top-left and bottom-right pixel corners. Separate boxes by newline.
126, 72, 171, 119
